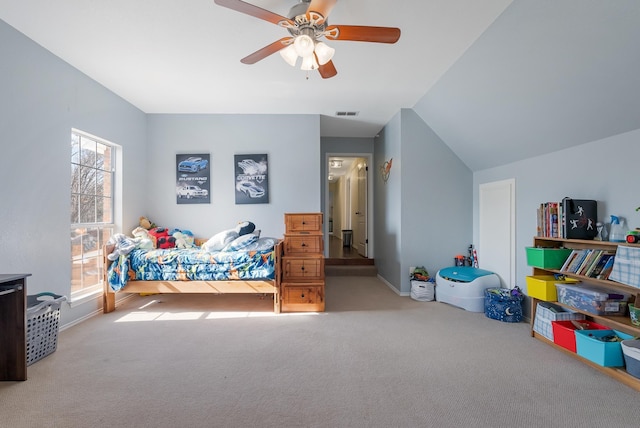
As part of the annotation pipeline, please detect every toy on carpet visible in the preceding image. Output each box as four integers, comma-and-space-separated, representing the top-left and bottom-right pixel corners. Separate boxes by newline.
139, 216, 157, 230
106, 233, 137, 261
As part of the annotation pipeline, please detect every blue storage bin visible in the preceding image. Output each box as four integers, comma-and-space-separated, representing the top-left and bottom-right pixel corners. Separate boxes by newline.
575, 329, 634, 367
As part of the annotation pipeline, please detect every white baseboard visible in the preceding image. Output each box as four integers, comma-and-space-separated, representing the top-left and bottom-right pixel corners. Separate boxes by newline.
377, 274, 410, 297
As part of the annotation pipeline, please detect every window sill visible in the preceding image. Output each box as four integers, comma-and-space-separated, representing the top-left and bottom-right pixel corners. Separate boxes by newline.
69, 287, 103, 308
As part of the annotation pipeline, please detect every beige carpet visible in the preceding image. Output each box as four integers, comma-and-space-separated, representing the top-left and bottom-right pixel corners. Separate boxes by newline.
1, 276, 639, 427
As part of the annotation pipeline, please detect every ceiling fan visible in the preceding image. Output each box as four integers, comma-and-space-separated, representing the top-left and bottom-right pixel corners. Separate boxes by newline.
213, 0, 401, 79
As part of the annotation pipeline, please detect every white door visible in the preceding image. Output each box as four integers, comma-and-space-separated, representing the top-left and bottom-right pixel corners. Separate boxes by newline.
355, 162, 368, 256
479, 179, 516, 288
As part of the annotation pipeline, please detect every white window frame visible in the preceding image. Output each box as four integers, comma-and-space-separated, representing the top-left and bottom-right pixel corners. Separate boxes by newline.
70, 129, 118, 302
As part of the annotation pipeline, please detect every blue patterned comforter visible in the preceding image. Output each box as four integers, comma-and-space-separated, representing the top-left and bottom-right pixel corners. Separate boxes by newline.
107, 242, 276, 292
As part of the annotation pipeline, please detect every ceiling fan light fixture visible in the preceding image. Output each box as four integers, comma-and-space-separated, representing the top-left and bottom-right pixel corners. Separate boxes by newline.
314, 41, 335, 65
279, 44, 298, 67
300, 54, 319, 71
293, 34, 315, 57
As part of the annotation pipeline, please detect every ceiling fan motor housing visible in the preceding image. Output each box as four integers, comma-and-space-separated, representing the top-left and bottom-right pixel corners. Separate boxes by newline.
285, 0, 327, 38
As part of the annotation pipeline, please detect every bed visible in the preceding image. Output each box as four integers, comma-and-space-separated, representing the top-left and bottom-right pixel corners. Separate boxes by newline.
103, 237, 283, 314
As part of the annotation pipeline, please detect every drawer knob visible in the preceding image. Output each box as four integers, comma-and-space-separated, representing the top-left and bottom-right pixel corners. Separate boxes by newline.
301, 243, 307, 247
301, 266, 305, 271
301, 293, 305, 298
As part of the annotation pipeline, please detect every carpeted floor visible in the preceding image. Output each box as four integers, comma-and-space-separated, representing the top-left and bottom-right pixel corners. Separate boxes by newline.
1, 275, 639, 427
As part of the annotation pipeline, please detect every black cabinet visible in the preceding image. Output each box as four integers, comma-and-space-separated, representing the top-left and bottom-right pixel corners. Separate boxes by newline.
0, 274, 30, 381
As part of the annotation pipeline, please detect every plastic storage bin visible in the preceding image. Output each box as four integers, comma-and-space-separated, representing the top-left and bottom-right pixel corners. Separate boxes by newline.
555, 283, 630, 316
575, 329, 634, 367
436, 267, 500, 312
533, 302, 585, 341
526, 247, 573, 269
26, 292, 66, 366
551, 320, 608, 353
621, 340, 640, 379
526, 275, 580, 301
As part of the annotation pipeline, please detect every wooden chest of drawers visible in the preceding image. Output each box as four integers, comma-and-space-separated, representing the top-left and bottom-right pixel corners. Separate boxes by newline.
281, 213, 325, 312
282, 255, 325, 281
285, 213, 323, 234
281, 282, 325, 313
283, 234, 324, 255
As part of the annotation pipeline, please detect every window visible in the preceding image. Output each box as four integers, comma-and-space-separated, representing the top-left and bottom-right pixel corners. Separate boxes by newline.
70, 130, 116, 298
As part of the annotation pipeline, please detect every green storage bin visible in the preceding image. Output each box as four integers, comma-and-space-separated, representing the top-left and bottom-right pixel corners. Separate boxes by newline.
526, 247, 572, 269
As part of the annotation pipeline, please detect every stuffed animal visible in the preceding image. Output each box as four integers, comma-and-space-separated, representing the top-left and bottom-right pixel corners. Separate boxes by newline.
106, 233, 137, 261
139, 216, 157, 230
148, 227, 176, 249
235, 221, 256, 236
172, 231, 194, 249
168, 228, 195, 249
131, 226, 154, 250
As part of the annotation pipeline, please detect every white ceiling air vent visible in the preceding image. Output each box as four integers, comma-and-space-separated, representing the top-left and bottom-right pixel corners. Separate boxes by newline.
335, 111, 359, 117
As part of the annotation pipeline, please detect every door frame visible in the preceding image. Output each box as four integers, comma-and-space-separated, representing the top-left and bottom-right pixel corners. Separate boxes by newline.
324, 152, 374, 259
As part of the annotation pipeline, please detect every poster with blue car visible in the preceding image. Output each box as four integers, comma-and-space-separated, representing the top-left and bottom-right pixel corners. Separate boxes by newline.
234, 154, 268, 204
176, 153, 210, 204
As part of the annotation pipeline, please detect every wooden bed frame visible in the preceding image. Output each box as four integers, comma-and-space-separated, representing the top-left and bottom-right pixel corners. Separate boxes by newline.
102, 240, 283, 314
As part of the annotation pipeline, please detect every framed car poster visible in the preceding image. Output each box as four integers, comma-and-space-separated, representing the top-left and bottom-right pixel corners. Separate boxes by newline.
234, 154, 269, 204
176, 153, 210, 204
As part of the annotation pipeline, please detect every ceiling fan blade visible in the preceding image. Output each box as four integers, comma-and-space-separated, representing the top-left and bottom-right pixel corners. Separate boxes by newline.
324, 25, 401, 43
317, 60, 337, 79
306, 0, 337, 23
214, 0, 294, 26
240, 37, 292, 64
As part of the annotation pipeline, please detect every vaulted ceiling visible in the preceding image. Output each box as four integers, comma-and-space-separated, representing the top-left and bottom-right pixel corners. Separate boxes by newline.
1, 0, 639, 171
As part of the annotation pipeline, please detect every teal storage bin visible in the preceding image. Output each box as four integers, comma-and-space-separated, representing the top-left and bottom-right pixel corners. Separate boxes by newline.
575, 329, 634, 367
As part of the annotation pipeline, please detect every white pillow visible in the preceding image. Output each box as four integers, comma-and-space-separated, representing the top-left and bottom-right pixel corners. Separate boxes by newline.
221, 233, 259, 252
202, 229, 239, 252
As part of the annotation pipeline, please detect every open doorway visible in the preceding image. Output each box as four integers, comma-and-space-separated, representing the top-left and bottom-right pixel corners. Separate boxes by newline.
325, 154, 373, 262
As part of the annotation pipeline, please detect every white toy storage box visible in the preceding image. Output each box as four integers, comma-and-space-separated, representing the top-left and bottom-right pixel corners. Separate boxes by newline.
436, 267, 500, 312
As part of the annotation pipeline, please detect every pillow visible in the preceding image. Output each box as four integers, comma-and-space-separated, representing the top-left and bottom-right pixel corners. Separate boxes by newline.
221, 233, 259, 252
235, 221, 256, 236
243, 237, 277, 252
202, 229, 239, 252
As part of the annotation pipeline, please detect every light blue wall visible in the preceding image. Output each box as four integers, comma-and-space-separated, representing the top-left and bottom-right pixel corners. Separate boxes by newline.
145, 114, 321, 239
374, 110, 473, 294
374, 113, 403, 289
474, 128, 640, 314
399, 109, 472, 293
0, 20, 148, 323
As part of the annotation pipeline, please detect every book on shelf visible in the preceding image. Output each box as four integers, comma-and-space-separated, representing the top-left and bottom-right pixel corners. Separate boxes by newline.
590, 253, 614, 278
560, 250, 580, 271
597, 255, 616, 280
566, 249, 588, 273
537, 201, 561, 238
580, 250, 603, 276
559, 249, 617, 279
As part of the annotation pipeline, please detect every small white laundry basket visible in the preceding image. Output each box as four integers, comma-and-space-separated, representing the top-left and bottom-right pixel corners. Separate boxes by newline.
411, 280, 435, 301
